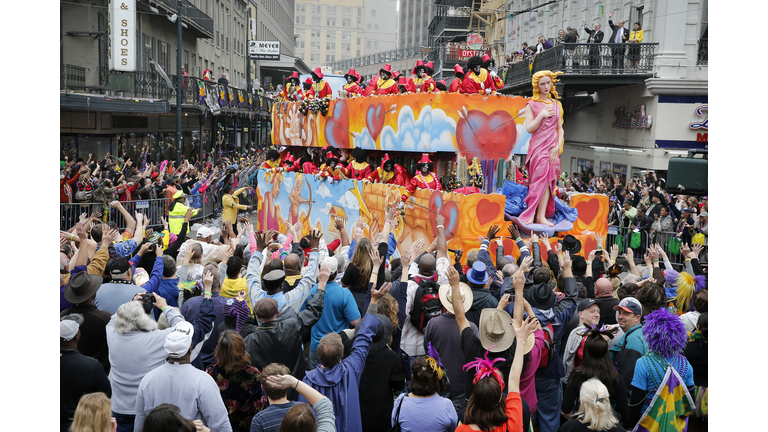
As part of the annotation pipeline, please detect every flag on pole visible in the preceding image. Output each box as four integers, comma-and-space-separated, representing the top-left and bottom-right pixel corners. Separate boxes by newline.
148, 56, 174, 89
631, 365, 695, 432
600, 4, 605, 19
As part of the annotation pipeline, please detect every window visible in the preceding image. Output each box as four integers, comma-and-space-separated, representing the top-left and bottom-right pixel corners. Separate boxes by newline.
375, 24, 378, 30
367, 40, 371, 49
371, 9, 376, 17
301, 41, 305, 48
374, 41, 378, 49
311, 53, 319, 62
327, 30, 332, 38
326, 53, 335, 62
367, 24, 371, 29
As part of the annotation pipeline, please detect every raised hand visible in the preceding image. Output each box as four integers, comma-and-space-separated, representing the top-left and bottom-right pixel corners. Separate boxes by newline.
507, 224, 520, 240
498, 293, 511, 310
410, 238, 425, 257
307, 229, 322, 250
690, 244, 703, 260
519, 255, 533, 274
486, 224, 501, 241
317, 262, 332, 285
447, 265, 460, 288
371, 282, 392, 302
369, 248, 384, 268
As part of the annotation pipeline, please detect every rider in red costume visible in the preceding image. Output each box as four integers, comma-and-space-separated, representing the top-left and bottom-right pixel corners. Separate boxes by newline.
307, 67, 332, 99
343, 147, 373, 180
341, 68, 363, 97
374, 65, 399, 96
317, 151, 346, 183
399, 153, 442, 207
482, 54, 505, 91
461, 55, 497, 95
279, 72, 304, 101
367, 154, 411, 186
448, 64, 465, 93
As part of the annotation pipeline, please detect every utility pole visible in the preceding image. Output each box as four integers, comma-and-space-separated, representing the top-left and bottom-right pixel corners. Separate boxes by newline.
176, 0, 183, 165
246, 7, 251, 146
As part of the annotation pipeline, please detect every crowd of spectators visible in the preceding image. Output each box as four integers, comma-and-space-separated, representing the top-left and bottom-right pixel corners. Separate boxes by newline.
60, 149, 708, 432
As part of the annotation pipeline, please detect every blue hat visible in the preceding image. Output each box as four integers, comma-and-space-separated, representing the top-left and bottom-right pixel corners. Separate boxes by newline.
466, 262, 489, 285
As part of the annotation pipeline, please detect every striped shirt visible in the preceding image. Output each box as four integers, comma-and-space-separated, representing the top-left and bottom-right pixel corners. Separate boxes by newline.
249, 401, 299, 432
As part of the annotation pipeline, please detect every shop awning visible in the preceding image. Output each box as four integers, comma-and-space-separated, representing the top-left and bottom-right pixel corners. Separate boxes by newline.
259, 55, 311, 75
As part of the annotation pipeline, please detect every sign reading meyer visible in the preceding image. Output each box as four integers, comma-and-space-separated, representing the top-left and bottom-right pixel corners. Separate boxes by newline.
249, 41, 281, 60
109, 0, 136, 71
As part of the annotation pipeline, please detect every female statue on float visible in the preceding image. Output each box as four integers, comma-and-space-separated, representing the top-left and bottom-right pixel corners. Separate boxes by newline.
517, 70, 564, 227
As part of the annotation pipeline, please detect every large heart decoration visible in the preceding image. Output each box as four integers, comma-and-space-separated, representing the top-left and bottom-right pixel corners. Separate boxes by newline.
476, 198, 502, 226
456, 110, 518, 158
575, 198, 600, 226
366, 103, 386, 142
428, 191, 458, 240
323, 100, 350, 148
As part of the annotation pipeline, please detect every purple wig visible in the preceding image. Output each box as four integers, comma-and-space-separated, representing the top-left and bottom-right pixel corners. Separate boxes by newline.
643, 308, 687, 358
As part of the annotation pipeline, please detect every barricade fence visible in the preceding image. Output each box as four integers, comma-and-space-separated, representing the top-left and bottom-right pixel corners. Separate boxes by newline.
607, 226, 707, 271
60, 192, 219, 232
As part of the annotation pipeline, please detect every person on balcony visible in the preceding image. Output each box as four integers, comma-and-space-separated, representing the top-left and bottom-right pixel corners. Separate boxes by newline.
627, 22, 644, 70
374, 65, 399, 95
218, 73, 229, 87
608, 12, 629, 73
307, 68, 333, 99
564, 27, 579, 72
461, 56, 496, 95
482, 54, 504, 90
448, 64, 465, 93
583, 20, 605, 71
279, 72, 304, 101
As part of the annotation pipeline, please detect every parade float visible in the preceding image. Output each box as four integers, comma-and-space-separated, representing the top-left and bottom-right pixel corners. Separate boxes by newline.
259, 73, 608, 263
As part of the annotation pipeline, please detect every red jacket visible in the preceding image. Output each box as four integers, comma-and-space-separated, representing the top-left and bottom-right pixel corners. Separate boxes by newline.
401, 172, 442, 202
342, 83, 363, 96
293, 161, 318, 175
317, 163, 344, 181
410, 76, 437, 93
461, 69, 496, 95
117, 183, 138, 202
367, 165, 411, 186
374, 78, 398, 95
307, 81, 332, 99
448, 78, 463, 93
60, 171, 81, 203
279, 84, 304, 101
489, 71, 504, 91
344, 161, 373, 181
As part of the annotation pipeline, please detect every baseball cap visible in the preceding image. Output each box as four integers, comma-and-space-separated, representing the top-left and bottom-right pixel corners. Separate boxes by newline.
578, 298, 597, 312
196, 226, 214, 238
106, 257, 132, 275
60, 316, 82, 341
164, 321, 195, 358
613, 297, 642, 316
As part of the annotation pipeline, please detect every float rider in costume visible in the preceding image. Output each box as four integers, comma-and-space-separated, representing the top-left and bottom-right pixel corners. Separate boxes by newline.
340, 69, 363, 97
399, 153, 442, 209
307, 68, 332, 99
367, 153, 411, 186
302, 77, 313, 96
374, 64, 399, 95
461, 55, 497, 95
467, 157, 484, 189
317, 152, 347, 183
168, 190, 198, 235
409, 60, 437, 93
293, 155, 318, 175
262, 148, 283, 172
482, 54, 505, 91
343, 147, 373, 181
279, 72, 304, 101
448, 64, 465, 93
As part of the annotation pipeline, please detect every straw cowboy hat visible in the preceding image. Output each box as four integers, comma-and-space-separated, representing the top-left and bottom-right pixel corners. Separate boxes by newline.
438, 282, 473, 315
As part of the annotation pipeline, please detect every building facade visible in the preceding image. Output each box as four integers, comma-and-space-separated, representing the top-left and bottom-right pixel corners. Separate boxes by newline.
292, 0, 396, 73
398, 0, 433, 49
501, 0, 707, 179
60, 0, 275, 163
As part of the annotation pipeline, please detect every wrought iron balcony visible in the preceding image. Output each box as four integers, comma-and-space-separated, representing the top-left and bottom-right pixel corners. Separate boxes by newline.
429, 6, 471, 39
154, 0, 214, 39
503, 43, 658, 93
61, 67, 273, 115
61, 64, 87, 90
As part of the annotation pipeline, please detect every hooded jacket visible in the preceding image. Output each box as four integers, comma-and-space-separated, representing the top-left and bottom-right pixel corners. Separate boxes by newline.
301, 312, 381, 432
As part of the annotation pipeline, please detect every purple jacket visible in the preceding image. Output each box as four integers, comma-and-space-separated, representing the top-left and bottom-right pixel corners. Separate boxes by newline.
301, 313, 380, 432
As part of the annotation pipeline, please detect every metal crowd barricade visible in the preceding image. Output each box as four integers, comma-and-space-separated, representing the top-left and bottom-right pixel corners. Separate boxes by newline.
60, 192, 219, 231
606, 226, 707, 271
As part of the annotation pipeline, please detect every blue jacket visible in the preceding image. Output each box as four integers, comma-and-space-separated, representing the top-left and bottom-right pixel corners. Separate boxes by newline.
187, 297, 217, 370
301, 313, 381, 432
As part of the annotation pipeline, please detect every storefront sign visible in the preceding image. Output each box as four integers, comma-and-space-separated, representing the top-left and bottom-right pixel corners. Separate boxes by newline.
249, 41, 281, 60
612, 164, 627, 176
454, 44, 493, 62
612, 105, 652, 129
689, 105, 707, 143
108, 0, 136, 71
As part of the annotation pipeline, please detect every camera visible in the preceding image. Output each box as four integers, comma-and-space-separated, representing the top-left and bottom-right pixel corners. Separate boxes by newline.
141, 293, 156, 304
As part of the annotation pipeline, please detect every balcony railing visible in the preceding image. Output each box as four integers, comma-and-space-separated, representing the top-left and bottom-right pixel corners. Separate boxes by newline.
696, 39, 707, 65
61, 67, 274, 115
330, 45, 427, 72
504, 43, 658, 89
61, 64, 87, 89
155, 0, 214, 38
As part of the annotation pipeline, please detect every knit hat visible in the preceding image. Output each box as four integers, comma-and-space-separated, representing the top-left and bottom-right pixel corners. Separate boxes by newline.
643, 308, 687, 358
223, 297, 250, 333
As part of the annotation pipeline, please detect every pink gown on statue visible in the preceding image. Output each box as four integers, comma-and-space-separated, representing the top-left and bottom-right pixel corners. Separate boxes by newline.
518, 99, 562, 223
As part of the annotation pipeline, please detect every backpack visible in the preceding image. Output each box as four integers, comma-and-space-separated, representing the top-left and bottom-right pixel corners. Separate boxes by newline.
538, 322, 558, 369
409, 278, 443, 332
